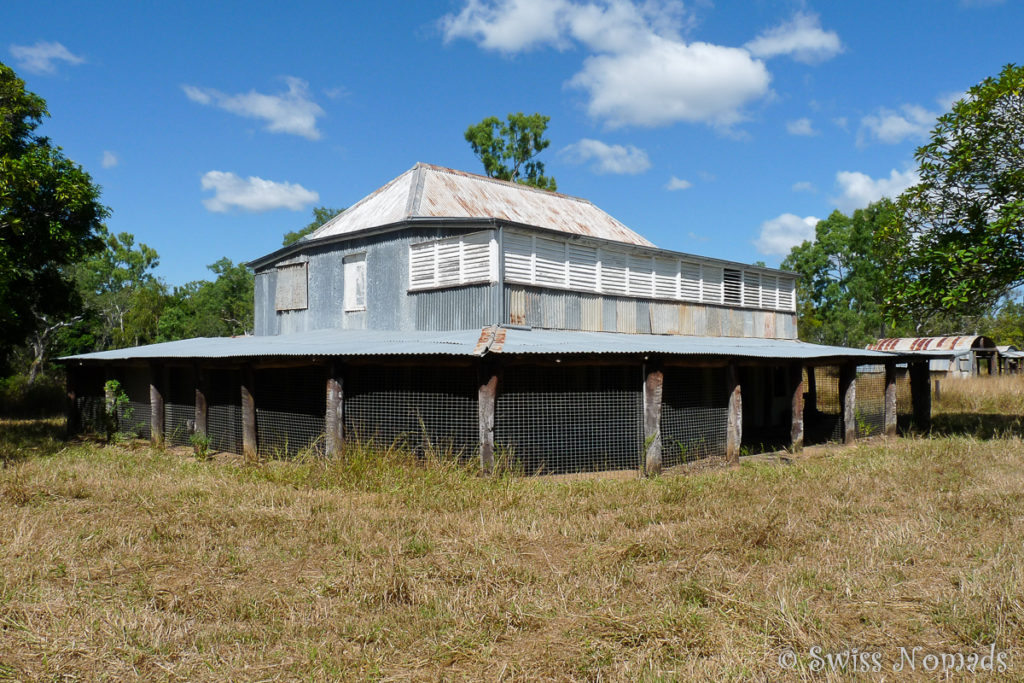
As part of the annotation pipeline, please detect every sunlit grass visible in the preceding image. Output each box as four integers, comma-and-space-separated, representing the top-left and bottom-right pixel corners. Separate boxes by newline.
1, 385, 1023, 679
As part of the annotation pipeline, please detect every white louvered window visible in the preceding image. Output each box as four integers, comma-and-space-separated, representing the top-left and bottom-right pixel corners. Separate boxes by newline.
680, 261, 701, 301
503, 232, 534, 284
568, 243, 598, 291
627, 254, 654, 297
496, 230, 797, 312
535, 237, 567, 287
408, 231, 497, 290
409, 242, 435, 289
742, 271, 760, 308
462, 231, 493, 282
702, 265, 723, 304
653, 257, 678, 300
600, 248, 628, 295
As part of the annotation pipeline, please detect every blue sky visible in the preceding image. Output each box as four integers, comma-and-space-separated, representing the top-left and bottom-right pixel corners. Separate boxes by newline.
3, 0, 1021, 285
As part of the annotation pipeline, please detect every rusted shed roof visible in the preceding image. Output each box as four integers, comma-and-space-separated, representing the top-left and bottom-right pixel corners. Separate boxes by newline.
868, 335, 995, 352
310, 163, 655, 247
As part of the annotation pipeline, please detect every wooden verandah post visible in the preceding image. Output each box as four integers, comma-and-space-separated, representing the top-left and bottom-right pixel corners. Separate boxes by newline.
478, 359, 499, 474
789, 361, 804, 452
726, 363, 742, 465
839, 362, 857, 445
194, 365, 208, 441
241, 365, 257, 461
149, 362, 164, 447
643, 359, 664, 477
325, 361, 344, 456
884, 361, 898, 437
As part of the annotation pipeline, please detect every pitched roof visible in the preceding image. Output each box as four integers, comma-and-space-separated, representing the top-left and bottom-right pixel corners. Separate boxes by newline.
309, 162, 656, 247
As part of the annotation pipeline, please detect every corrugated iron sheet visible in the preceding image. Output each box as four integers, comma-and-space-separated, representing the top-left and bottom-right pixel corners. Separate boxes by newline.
869, 335, 994, 352
64, 326, 898, 363
310, 163, 655, 247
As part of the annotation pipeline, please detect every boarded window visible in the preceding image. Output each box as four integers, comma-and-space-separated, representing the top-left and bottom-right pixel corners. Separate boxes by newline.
344, 253, 366, 311
275, 263, 308, 311
535, 237, 567, 287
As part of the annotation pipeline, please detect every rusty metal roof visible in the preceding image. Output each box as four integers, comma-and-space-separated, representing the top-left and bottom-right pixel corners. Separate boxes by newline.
309, 163, 655, 247
868, 336, 995, 352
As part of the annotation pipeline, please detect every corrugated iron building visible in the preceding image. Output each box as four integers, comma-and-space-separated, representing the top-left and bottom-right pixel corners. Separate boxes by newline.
63, 164, 931, 475
868, 336, 997, 378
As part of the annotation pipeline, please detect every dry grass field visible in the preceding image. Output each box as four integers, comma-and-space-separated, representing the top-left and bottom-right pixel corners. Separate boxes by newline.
2, 377, 1023, 680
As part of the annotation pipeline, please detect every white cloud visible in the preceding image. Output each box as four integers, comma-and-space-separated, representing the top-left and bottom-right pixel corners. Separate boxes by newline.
745, 12, 842, 64
201, 171, 319, 213
785, 117, 818, 136
561, 138, 651, 174
441, 0, 569, 52
9, 41, 84, 74
859, 104, 935, 145
666, 176, 692, 191
791, 181, 815, 193
441, 1, 770, 129
101, 151, 119, 169
570, 37, 770, 128
183, 77, 325, 140
755, 213, 819, 255
831, 168, 918, 212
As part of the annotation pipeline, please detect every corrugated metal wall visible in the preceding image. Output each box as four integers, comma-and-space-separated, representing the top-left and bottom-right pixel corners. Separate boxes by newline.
254, 227, 493, 336
505, 285, 798, 339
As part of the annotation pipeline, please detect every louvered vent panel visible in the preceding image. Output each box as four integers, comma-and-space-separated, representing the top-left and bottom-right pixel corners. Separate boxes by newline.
436, 239, 461, 286
762, 274, 778, 309
702, 265, 723, 304
600, 249, 628, 295
680, 261, 701, 301
568, 243, 598, 291
535, 237, 567, 288
503, 232, 534, 284
653, 258, 678, 300
743, 271, 760, 308
409, 242, 436, 289
462, 232, 492, 282
627, 255, 653, 297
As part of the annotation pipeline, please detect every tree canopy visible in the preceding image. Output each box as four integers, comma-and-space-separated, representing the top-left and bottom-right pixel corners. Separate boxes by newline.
282, 206, 344, 246
883, 63, 1024, 323
464, 112, 557, 191
782, 201, 913, 347
0, 62, 107, 366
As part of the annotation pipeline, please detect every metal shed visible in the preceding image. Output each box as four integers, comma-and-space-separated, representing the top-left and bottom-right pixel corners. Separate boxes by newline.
868, 336, 997, 377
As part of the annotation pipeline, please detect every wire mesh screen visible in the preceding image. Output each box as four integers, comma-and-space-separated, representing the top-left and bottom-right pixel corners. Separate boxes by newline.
805, 365, 842, 445
73, 366, 106, 434
206, 369, 243, 455
112, 367, 151, 440
254, 366, 327, 457
661, 367, 728, 467
345, 365, 478, 459
855, 365, 885, 438
894, 365, 915, 432
164, 367, 196, 447
495, 365, 642, 475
